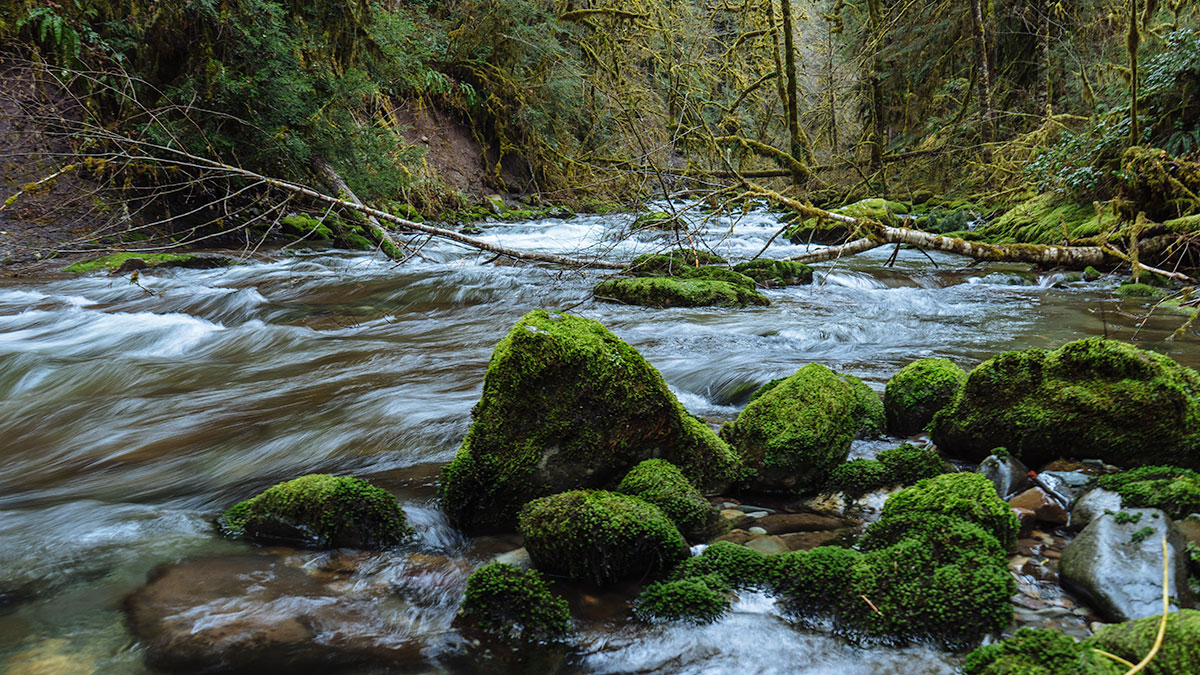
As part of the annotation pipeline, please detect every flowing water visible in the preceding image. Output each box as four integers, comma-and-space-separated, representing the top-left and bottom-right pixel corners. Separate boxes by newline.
0, 206, 1196, 673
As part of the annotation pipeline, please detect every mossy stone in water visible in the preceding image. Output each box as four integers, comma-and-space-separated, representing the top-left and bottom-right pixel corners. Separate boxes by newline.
633, 574, 730, 623
439, 310, 740, 531
669, 540, 771, 589
453, 562, 571, 643
843, 373, 885, 438
962, 627, 1102, 675
826, 458, 892, 497
616, 459, 725, 542
876, 443, 946, 485
594, 276, 769, 308
1095, 465, 1200, 520
1115, 283, 1169, 298
218, 474, 413, 549
1082, 609, 1200, 674
883, 358, 967, 436
824, 444, 945, 496
879, 473, 1019, 549
631, 211, 678, 230
720, 363, 863, 492
628, 250, 727, 273
732, 259, 814, 287
931, 338, 1200, 471
518, 490, 689, 585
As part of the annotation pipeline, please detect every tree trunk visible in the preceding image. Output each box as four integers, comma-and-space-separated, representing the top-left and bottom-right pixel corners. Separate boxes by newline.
867, 0, 885, 173
971, 0, 995, 157
1128, 0, 1141, 147
779, 0, 808, 186
1038, 0, 1052, 117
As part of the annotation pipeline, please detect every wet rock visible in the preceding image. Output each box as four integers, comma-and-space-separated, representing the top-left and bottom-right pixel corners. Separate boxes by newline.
1011, 507, 1037, 538
747, 526, 768, 535
978, 453, 1033, 499
125, 555, 422, 673
1009, 488, 1069, 526
493, 547, 532, 570
1060, 508, 1193, 622
730, 504, 777, 515
779, 529, 849, 552
1176, 514, 1200, 548
743, 535, 788, 555
712, 529, 754, 545
754, 513, 848, 535
1033, 471, 1077, 508
720, 509, 754, 530
1071, 488, 1123, 531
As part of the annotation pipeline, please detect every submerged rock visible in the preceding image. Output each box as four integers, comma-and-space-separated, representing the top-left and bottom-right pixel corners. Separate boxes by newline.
931, 338, 1200, 470
1060, 508, 1193, 622
439, 310, 740, 531
883, 357, 966, 436
518, 490, 689, 585
720, 363, 865, 493
218, 474, 414, 550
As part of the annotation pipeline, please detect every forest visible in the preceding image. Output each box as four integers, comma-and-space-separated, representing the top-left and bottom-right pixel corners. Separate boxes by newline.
2, 1, 1200, 674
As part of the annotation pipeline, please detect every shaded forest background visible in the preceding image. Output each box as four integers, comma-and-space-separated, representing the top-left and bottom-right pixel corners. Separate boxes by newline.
1, 0, 1199, 258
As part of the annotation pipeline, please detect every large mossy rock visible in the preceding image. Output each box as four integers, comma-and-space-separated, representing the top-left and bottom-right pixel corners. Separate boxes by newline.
218, 474, 414, 549
518, 490, 689, 585
883, 357, 966, 436
439, 310, 740, 531
452, 562, 571, 643
720, 363, 872, 493
616, 459, 725, 542
593, 276, 770, 308
879, 472, 1019, 549
930, 338, 1200, 470
1083, 609, 1200, 674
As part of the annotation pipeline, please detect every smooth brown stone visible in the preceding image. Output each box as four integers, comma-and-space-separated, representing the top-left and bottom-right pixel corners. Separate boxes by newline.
1010, 487, 1069, 526
754, 513, 848, 535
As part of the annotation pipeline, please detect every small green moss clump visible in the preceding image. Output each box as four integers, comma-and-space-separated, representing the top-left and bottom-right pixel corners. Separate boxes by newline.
857, 512, 1008, 565
876, 444, 946, 485
280, 214, 334, 239
453, 562, 572, 643
1115, 283, 1169, 298
879, 473, 1019, 549
518, 490, 690, 585
632, 211, 678, 230
218, 474, 414, 549
616, 459, 724, 542
931, 338, 1200, 471
720, 363, 863, 492
1083, 266, 1103, 282
64, 252, 198, 274
1082, 609, 1200, 674
439, 310, 741, 531
747, 377, 786, 402
842, 374, 886, 438
1095, 465, 1200, 520
962, 627, 1098, 675
824, 445, 945, 497
633, 574, 730, 623
594, 276, 770, 308
826, 458, 892, 497
731, 259, 814, 287
628, 250, 728, 273
669, 541, 771, 589
883, 358, 967, 436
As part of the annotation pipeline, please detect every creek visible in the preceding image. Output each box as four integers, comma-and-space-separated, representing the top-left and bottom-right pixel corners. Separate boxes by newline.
0, 206, 1196, 673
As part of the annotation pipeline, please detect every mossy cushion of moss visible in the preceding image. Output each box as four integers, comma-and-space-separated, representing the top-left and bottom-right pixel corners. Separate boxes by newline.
825, 445, 946, 497
518, 490, 690, 585
1094, 465, 1200, 520
883, 358, 967, 436
439, 310, 741, 531
731, 259, 814, 287
930, 338, 1200, 471
825, 458, 893, 497
627, 250, 728, 273
452, 562, 572, 643
64, 252, 200, 274
857, 512, 1008, 565
668, 540, 772, 589
842, 373, 886, 438
218, 474, 414, 549
1081, 609, 1200, 675
631, 211, 678, 230
962, 627, 1112, 675
879, 473, 1019, 549
876, 444, 947, 485
720, 363, 862, 493
594, 276, 770, 308
1114, 283, 1170, 298
616, 459, 724, 542
633, 574, 730, 623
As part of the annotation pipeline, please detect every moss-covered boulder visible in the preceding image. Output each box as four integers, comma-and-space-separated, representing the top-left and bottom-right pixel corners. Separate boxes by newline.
218, 474, 414, 549
1115, 282, 1169, 298
825, 445, 947, 496
843, 374, 886, 439
1083, 609, 1200, 674
518, 490, 690, 585
440, 310, 741, 531
669, 540, 772, 589
930, 338, 1200, 470
962, 627, 1112, 675
1094, 466, 1200, 520
453, 562, 572, 643
631, 211, 678, 230
720, 363, 866, 492
628, 250, 728, 273
826, 458, 894, 497
633, 574, 730, 623
594, 276, 770, 308
883, 358, 967, 436
616, 459, 725, 542
731, 259, 814, 287
879, 472, 1019, 549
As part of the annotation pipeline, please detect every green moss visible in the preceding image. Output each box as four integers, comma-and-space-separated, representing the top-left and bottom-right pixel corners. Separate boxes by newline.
876, 444, 946, 485
879, 473, 1019, 549
977, 193, 1102, 245
1083, 266, 1103, 281
785, 198, 906, 245
883, 358, 967, 436
632, 211, 678, 230
280, 214, 334, 239
64, 252, 198, 274
963, 627, 1096, 675
439, 310, 741, 531
826, 459, 892, 497
731, 259, 814, 287
770, 545, 858, 606
1082, 609, 1200, 674
842, 374, 886, 439
218, 474, 414, 549
594, 276, 770, 308
668, 540, 771, 589
931, 338, 1200, 471
720, 363, 862, 493
857, 512, 1008, 565
616, 459, 724, 542
633, 574, 730, 623
518, 490, 689, 585
453, 562, 572, 643
747, 377, 786, 402
628, 250, 728, 273
338, 231, 375, 250
1114, 283, 1169, 298
1095, 465, 1200, 520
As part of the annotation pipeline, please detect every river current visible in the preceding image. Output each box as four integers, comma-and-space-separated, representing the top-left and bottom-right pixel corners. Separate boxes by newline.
0, 207, 1196, 673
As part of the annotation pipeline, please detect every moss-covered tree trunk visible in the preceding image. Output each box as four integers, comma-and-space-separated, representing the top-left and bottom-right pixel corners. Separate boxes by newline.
1128, 0, 1141, 147
780, 0, 805, 186
867, 0, 886, 174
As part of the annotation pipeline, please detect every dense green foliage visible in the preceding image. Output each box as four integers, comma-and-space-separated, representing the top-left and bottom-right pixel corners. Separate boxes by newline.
454, 562, 572, 643
218, 474, 414, 549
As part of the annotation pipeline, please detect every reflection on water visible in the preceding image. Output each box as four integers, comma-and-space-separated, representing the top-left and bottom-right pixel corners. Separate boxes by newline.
0, 205, 1195, 672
